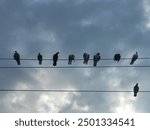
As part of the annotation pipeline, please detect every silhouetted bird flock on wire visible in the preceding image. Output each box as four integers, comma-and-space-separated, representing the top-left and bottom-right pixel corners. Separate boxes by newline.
13, 51, 138, 66
13, 51, 140, 97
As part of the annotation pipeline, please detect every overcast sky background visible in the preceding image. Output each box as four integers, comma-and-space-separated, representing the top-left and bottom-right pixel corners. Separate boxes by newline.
0, 0, 150, 113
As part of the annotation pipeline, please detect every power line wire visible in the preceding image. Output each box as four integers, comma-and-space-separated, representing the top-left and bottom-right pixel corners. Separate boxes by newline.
0, 66, 150, 69
0, 89, 149, 92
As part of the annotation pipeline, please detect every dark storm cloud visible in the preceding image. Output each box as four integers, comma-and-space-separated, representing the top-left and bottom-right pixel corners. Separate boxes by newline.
0, 0, 146, 55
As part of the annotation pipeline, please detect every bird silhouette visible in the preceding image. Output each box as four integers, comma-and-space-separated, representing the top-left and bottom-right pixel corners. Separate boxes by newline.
133, 83, 139, 97
114, 53, 121, 62
13, 51, 21, 65
53, 52, 59, 66
93, 53, 101, 66
37, 53, 43, 65
68, 54, 75, 65
83, 53, 90, 64
130, 52, 138, 65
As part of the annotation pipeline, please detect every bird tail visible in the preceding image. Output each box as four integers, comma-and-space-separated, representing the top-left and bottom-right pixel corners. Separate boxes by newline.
53, 62, 56, 66
134, 92, 137, 97
93, 61, 97, 67
17, 60, 21, 65
130, 61, 133, 65
68, 60, 71, 65
39, 60, 42, 65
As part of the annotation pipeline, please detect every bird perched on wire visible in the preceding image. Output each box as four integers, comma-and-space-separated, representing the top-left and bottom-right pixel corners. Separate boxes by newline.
114, 53, 121, 62
13, 51, 21, 65
133, 83, 139, 97
130, 52, 138, 65
37, 53, 43, 65
68, 54, 75, 65
83, 52, 90, 64
93, 53, 101, 67
53, 52, 59, 66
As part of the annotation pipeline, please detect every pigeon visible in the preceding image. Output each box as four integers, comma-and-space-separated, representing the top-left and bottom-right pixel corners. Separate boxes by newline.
13, 51, 21, 65
133, 83, 139, 97
37, 53, 43, 65
93, 53, 101, 67
130, 52, 138, 65
83, 53, 90, 64
114, 53, 121, 62
68, 54, 75, 65
53, 52, 59, 66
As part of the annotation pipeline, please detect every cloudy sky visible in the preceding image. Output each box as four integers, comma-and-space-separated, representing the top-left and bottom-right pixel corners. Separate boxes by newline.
0, 0, 150, 113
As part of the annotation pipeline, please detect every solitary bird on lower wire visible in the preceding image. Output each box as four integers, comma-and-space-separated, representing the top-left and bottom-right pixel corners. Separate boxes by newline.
37, 53, 43, 65
53, 52, 59, 66
13, 51, 21, 65
133, 83, 139, 97
114, 53, 121, 62
130, 52, 138, 65
93, 53, 101, 67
